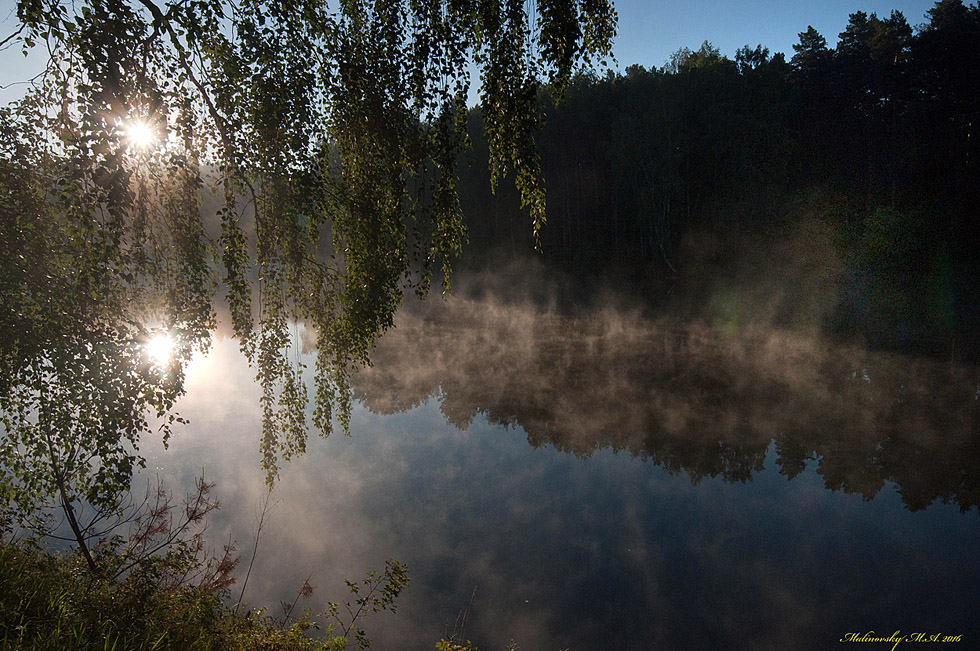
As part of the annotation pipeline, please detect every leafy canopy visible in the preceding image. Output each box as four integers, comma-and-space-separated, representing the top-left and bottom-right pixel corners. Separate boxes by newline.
0, 0, 616, 519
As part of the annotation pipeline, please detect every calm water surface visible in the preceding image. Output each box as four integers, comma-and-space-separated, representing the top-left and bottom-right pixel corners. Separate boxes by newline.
143, 298, 980, 650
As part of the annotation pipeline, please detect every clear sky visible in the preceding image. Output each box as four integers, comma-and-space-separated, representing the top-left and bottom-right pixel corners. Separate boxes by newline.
611, 0, 943, 71
0, 0, 949, 104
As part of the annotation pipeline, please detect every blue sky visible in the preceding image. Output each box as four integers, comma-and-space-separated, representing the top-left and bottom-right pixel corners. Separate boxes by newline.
612, 0, 942, 70
0, 0, 948, 104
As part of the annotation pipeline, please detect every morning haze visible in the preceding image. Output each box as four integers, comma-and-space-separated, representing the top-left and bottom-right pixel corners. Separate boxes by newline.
1, 0, 978, 649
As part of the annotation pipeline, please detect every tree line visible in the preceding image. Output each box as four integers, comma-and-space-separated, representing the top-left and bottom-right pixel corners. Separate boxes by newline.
457, 0, 980, 359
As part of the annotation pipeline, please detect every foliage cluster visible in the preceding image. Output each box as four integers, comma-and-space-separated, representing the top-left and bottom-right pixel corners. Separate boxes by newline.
3, 0, 615, 472
1, 0, 616, 559
0, 537, 409, 651
0, 538, 300, 651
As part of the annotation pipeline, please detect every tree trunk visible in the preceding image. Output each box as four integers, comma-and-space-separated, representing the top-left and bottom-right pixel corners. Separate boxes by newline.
43, 425, 98, 572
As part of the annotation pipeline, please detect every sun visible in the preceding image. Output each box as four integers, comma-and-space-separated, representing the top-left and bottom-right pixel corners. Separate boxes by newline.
146, 332, 174, 366
126, 120, 156, 148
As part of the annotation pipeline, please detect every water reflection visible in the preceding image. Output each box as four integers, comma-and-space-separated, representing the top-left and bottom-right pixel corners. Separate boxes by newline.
354, 298, 980, 513
143, 299, 980, 651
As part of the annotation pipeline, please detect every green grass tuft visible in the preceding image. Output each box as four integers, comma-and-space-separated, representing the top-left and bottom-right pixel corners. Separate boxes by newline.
0, 541, 329, 650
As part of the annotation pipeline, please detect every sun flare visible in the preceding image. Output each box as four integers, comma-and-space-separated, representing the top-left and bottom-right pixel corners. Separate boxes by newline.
126, 120, 156, 148
146, 333, 174, 366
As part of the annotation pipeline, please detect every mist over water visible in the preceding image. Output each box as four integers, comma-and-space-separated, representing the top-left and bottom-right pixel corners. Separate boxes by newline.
5, 4, 980, 647
134, 285, 980, 650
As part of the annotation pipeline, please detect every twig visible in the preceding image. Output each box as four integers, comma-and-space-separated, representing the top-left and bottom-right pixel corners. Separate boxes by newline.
280, 573, 314, 627
234, 485, 274, 613
0, 25, 25, 51
112, 472, 218, 579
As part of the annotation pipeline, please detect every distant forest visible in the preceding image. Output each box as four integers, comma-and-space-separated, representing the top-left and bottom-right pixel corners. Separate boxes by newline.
455, 0, 980, 360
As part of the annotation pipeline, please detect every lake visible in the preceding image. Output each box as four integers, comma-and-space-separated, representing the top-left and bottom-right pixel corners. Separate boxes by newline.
141, 296, 980, 650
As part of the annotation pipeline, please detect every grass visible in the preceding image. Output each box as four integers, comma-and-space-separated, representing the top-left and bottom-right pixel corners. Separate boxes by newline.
0, 540, 328, 651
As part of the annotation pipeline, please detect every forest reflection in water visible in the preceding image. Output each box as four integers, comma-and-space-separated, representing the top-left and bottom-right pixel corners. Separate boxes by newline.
146, 296, 980, 651
353, 297, 980, 514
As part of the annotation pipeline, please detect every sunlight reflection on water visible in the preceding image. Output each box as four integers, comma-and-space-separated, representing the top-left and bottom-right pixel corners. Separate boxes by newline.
138, 301, 980, 650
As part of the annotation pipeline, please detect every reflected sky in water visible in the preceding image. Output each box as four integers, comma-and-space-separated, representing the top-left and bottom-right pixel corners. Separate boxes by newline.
141, 298, 980, 650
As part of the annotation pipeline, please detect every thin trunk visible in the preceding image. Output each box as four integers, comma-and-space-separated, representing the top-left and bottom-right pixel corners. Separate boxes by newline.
58, 477, 98, 573
43, 425, 97, 572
